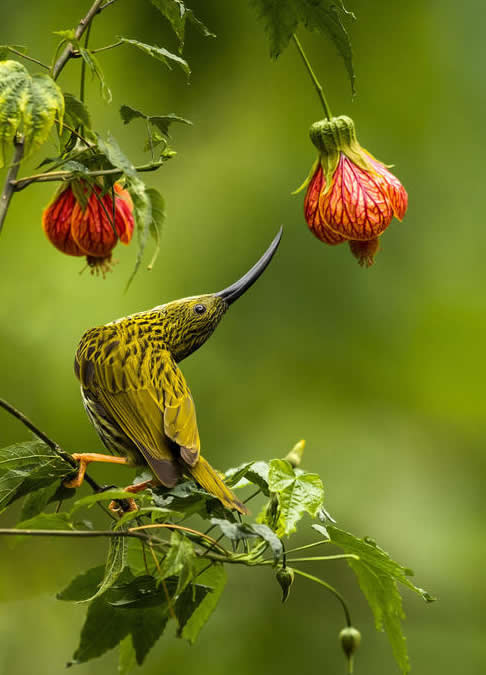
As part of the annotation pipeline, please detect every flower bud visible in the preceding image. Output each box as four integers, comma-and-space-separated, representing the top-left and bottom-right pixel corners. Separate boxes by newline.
284, 440, 305, 468
276, 566, 294, 603
339, 626, 361, 674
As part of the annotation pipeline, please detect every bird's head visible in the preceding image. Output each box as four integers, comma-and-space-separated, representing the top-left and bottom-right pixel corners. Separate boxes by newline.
155, 227, 283, 362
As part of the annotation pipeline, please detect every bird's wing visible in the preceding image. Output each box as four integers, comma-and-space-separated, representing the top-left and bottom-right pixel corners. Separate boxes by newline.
76, 333, 200, 485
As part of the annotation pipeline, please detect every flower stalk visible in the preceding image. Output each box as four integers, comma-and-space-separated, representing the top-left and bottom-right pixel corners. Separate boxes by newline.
292, 34, 332, 119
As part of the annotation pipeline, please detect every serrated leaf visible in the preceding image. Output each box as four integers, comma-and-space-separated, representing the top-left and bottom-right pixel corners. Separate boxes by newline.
120, 105, 191, 135
174, 582, 211, 635
78, 47, 112, 102
312, 523, 330, 539
225, 460, 270, 494
211, 518, 282, 560
16, 511, 74, 532
70, 592, 167, 666
57, 565, 105, 602
150, 0, 215, 50
0, 439, 73, 512
158, 530, 195, 593
0, 61, 64, 167
180, 562, 226, 644
63, 92, 92, 130
120, 38, 190, 77
249, 0, 355, 92
266, 459, 324, 536
20, 482, 60, 520
328, 526, 435, 674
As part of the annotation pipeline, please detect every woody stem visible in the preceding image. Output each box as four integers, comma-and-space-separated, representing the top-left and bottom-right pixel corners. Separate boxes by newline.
292, 34, 332, 120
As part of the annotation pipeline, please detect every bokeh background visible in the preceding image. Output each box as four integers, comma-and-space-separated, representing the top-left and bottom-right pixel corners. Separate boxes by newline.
0, 0, 484, 673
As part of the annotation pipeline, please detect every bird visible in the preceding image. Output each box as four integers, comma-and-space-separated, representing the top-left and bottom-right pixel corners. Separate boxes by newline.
65, 228, 283, 514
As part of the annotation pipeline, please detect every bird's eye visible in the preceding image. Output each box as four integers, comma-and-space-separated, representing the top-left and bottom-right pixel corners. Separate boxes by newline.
194, 304, 206, 315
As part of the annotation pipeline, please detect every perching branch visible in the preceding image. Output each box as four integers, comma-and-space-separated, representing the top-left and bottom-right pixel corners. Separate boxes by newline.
0, 396, 102, 493
0, 136, 24, 235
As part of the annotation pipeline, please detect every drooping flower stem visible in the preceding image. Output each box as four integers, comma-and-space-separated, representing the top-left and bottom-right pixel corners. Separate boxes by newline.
292, 34, 333, 119
293, 568, 352, 627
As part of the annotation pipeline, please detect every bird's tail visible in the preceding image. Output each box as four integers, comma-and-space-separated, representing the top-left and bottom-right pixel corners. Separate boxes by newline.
189, 456, 248, 515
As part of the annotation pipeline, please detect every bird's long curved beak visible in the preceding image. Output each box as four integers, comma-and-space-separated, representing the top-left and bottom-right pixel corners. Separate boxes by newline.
216, 227, 283, 305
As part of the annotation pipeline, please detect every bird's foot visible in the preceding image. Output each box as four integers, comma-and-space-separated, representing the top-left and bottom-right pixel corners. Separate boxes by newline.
108, 498, 138, 514
63, 453, 131, 489
63, 453, 89, 488
107, 479, 157, 515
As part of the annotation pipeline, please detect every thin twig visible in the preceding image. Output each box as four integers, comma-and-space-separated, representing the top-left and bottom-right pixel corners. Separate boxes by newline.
286, 554, 359, 563
52, 0, 106, 80
12, 160, 165, 192
5, 47, 50, 70
0, 137, 24, 234
129, 523, 230, 555
77, 40, 123, 56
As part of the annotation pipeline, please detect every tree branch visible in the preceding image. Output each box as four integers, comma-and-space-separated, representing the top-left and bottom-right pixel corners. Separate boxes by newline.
0, 137, 24, 235
0, 397, 102, 493
52, 0, 107, 80
12, 161, 166, 192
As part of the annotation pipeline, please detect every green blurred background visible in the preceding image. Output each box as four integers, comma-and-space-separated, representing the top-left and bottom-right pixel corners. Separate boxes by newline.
0, 0, 484, 673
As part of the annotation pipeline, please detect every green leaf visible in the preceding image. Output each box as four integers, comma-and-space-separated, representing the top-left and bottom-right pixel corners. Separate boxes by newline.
82, 530, 128, 602
158, 530, 195, 593
119, 38, 190, 77
225, 460, 270, 494
150, 0, 215, 50
118, 635, 136, 675
120, 105, 191, 137
0, 60, 64, 167
57, 565, 105, 602
71, 489, 146, 511
174, 582, 211, 635
63, 92, 92, 130
180, 562, 226, 644
329, 526, 435, 674
20, 482, 60, 520
312, 523, 330, 539
211, 518, 282, 560
70, 593, 167, 666
78, 47, 112, 102
15, 511, 74, 535
249, 0, 355, 92
265, 459, 324, 536
0, 439, 73, 512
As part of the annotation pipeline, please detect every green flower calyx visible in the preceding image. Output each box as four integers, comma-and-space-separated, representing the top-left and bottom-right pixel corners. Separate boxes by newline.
309, 115, 373, 189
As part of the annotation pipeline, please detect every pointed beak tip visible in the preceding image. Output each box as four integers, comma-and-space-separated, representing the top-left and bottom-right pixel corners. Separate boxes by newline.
217, 226, 283, 305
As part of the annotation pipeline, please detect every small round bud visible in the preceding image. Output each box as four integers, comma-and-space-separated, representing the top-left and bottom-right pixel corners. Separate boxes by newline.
284, 440, 306, 468
339, 626, 361, 674
276, 566, 294, 603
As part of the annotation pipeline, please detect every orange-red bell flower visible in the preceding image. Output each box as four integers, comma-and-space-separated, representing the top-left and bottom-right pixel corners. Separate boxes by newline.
42, 180, 135, 274
301, 115, 408, 266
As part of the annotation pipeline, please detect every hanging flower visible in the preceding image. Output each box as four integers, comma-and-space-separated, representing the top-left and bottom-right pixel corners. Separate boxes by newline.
301, 115, 407, 266
42, 179, 135, 275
